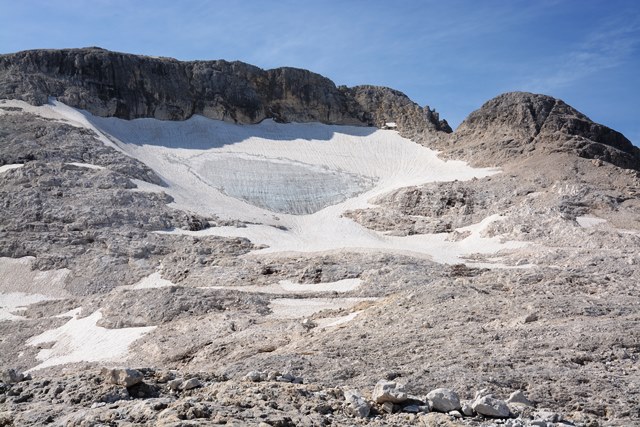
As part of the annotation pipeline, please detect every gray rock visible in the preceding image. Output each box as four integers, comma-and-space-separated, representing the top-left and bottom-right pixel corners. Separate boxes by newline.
1, 368, 25, 384
380, 401, 395, 414
401, 404, 421, 413
101, 368, 144, 387
167, 378, 183, 391
506, 390, 534, 407
266, 371, 280, 381
448, 410, 463, 418
461, 402, 475, 417
426, 388, 461, 413
180, 378, 202, 390
371, 380, 408, 404
244, 371, 265, 382
472, 394, 510, 418
276, 372, 302, 384
533, 410, 560, 422
343, 389, 370, 418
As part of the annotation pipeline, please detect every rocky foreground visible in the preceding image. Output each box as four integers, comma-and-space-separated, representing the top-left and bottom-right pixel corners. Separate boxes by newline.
0, 49, 639, 426
1, 366, 587, 426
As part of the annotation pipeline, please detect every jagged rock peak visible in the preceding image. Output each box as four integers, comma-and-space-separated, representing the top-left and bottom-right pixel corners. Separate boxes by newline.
451, 91, 639, 170
0, 47, 448, 134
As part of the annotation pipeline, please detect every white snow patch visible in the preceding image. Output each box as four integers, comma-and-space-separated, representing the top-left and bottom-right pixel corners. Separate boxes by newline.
0, 164, 24, 174
0, 292, 53, 321
279, 278, 361, 293
123, 272, 175, 290
268, 298, 374, 319
316, 311, 362, 328
576, 216, 607, 228
32, 101, 526, 265
65, 162, 105, 170
26, 310, 155, 371
166, 214, 526, 265
209, 278, 361, 295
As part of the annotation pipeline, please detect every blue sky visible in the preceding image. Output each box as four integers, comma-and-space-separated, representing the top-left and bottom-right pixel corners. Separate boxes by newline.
1, 0, 638, 144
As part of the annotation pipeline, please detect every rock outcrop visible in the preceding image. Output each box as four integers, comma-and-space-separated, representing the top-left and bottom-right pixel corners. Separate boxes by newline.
443, 92, 640, 170
0, 47, 449, 134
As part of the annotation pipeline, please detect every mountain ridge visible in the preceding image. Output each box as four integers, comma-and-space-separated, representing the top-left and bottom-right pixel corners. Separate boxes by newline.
0, 47, 450, 133
1, 48, 637, 171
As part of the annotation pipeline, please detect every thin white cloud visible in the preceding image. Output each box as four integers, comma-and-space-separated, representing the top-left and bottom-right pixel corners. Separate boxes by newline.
524, 18, 640, 93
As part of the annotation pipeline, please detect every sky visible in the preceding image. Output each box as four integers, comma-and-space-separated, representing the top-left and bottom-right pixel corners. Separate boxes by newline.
1, 0, 638, 144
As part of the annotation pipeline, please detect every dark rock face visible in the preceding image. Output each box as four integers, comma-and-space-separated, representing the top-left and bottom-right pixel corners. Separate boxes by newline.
0, 48, 448, 134
448, 92, 640, 170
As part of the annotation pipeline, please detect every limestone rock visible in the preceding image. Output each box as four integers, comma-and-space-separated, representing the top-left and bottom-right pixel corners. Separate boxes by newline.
506, 390, 534, 407
371, 380, 408, 404
343, 389, 370, 418
101, 368, 144, 388
472, 394, 510, 418
425, 388, 461, 412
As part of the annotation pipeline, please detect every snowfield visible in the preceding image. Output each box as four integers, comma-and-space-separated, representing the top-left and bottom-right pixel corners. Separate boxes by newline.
7, 99, 526, 265
26, 310, 155, 371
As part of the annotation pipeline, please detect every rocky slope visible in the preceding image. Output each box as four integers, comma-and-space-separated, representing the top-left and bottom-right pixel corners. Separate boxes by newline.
0, 49, 639, 427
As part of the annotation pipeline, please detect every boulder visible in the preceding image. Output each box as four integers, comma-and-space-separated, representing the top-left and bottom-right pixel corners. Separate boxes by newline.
371, 380, 408, 404
472, 394, 510, 418
426, 388, 461, 412
506, 390, 534, 407
343, 389, 370, 418
101, 368, 144, 387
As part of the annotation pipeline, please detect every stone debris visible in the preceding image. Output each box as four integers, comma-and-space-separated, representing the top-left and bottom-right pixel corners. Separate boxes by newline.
180, 378, 202, 390
101, 367, 144, 388
461, 401, 475, 417
507, 390, 534, 407
244, 371, 266, 382
343, 389, 370, 418
371, 380, 408, 404
472, 394, 511, 418
426, 387, 461, 412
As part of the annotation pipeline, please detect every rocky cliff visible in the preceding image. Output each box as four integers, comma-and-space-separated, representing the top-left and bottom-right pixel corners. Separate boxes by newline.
0, 47, 450, 133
